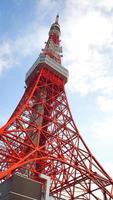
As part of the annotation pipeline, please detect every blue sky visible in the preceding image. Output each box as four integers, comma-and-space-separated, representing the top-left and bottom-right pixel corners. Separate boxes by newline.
0, 0, 113, 177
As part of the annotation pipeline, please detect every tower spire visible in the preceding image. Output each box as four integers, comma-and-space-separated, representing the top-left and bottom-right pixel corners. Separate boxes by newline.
55, 14, 59, 24
42, 14, 62, 64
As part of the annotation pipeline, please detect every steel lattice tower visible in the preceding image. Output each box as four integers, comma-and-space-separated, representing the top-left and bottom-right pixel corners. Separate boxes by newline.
0, 16, 113, 200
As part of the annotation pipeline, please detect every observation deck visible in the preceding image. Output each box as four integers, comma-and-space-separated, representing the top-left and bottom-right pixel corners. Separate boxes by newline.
25, 54, 69, 86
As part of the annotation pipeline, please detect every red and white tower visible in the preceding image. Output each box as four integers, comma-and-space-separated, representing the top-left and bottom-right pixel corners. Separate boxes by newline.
0, 16, 113, 200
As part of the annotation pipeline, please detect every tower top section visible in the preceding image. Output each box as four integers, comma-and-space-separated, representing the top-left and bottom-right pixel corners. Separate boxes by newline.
25, 16, 69, 86
49, 14, 60, 39
55, 14, 59, 23
42, 14, 61, 64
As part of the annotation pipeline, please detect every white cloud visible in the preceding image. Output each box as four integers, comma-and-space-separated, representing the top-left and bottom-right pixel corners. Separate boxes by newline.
0, 41, 15, 74
104, 162, 113, 177
65, 49, 111, 95
36, 0, 60, 22
61, 0, 113, 98
0, 0, 62, 78
88, 116, 113, 169
92, 76, 113, 94
15, 26, 48, 56
97, 95, 113, 112
92, 117, 113, 138
0, 0, 54, 75
0, 0, 60, 76
97, 0, 113, 11
75, 0, 113, 12
0, 25, 48, 76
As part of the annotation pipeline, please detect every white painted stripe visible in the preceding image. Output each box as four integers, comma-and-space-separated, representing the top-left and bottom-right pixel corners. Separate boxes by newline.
10, 191, 37, 200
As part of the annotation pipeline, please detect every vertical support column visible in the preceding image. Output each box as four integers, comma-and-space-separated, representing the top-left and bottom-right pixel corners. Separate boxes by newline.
103, 192, 107, 200
40, 174, 51, 200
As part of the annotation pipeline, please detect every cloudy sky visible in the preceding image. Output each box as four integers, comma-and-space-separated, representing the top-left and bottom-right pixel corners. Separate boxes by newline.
0, 0, 113, 177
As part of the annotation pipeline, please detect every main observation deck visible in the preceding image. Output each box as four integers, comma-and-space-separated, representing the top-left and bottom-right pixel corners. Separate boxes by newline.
25, 54, 69, 86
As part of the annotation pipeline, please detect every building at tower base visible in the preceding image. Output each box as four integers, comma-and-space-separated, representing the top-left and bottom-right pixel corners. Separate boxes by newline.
0, 174, 42, 200
0, 173, 54, 200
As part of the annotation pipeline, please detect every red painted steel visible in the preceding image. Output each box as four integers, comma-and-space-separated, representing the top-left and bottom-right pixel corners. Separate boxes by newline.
0, 16, 113, 199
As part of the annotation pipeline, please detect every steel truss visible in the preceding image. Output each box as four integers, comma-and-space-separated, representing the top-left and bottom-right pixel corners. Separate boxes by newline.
0, 67, 113, 199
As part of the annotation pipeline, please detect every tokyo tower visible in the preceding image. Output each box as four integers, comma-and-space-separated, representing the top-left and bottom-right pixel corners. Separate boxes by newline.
0, 15, 113, 200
